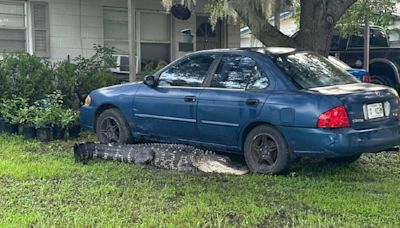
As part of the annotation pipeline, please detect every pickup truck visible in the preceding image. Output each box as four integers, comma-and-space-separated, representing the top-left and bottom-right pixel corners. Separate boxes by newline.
330, 26, 400, 92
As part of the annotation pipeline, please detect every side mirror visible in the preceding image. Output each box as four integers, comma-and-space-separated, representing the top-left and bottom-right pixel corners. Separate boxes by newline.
144, 75, 156, 87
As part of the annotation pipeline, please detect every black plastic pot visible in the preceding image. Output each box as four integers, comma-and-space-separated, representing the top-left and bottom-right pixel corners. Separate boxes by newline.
3, 122, 19, 135
23, 126, 37, 140
52, 126, 65, 140
68, 124, 81, 138
0, 119, 5, 133
37, 127, 51, 142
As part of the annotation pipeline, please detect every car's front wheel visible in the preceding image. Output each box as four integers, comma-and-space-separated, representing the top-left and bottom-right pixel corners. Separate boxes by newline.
244, 125, 290, 174
96, 108, 132, 144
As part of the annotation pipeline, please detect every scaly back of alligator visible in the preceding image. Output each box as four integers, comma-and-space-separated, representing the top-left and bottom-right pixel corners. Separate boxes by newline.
74, 143, 249, 175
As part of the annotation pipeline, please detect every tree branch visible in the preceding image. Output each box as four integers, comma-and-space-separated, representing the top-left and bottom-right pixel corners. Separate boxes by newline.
328, 0, 358, 23
227, 0, 295, 47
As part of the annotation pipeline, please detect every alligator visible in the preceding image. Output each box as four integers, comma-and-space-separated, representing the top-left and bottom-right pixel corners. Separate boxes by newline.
74, 143, 249, 176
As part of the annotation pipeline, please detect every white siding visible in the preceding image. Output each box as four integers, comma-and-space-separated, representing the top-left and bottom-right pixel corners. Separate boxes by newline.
30, 0, 239, 62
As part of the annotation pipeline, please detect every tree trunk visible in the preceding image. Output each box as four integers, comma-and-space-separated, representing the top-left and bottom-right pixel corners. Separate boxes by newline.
228, 0, 357, 55
294, 0, 356, 55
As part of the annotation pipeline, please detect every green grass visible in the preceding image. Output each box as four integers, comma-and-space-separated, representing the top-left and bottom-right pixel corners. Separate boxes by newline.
0, 134, 399, 227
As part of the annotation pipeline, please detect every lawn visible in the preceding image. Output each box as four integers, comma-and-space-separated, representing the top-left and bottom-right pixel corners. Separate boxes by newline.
0, 134, 399, 227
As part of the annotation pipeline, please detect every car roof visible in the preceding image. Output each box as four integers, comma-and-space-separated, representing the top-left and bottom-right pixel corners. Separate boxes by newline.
192, 47, 298, 57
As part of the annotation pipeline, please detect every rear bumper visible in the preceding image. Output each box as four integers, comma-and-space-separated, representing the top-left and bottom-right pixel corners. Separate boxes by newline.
279, 123, 400, 158
80, 106, 96, 132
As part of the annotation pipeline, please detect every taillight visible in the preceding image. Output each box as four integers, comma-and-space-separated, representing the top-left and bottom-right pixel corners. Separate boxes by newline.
362, 75, 371, 83
317, 106, 350, 129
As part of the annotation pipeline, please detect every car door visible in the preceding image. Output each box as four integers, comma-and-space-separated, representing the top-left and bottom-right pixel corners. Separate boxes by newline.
133, 54, 217, 142
197, 54, 272, 151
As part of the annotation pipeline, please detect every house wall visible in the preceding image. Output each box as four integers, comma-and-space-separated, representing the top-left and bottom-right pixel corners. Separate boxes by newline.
23, 0, 240, 63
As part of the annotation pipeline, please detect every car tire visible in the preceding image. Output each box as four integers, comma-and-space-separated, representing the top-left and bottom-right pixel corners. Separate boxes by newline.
371, 75, 396, 88
96, 108, 132, 144
326, 154, 361, 164
244, 125, 290, 174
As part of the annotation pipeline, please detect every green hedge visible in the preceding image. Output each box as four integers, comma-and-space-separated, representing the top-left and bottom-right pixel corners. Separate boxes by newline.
0, 45, 119, 109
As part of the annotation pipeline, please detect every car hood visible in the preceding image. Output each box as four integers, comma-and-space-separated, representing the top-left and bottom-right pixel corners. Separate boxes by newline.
93, 82, 142, 96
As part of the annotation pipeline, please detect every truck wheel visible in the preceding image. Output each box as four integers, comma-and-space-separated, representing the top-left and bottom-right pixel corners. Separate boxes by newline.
96, 108, 132, 144
371, 75, 396, 88
326, 154, 361, 163
244, 125, 290, 174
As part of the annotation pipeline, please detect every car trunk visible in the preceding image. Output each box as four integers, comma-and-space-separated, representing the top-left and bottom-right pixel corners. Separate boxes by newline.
310, 83, 399, 130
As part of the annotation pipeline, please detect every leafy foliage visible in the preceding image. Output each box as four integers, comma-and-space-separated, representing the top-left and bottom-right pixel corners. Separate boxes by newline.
0, 53, 54, 102
34, 91, 77, 128
141, 61, 168, 77
54, 45, 119, 108
337, 0, 396, 37
0, 96, 28, 124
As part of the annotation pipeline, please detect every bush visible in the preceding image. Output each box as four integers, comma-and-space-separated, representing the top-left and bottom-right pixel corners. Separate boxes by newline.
0, 96, 29, 124
76, 71, 118, 102
0, 53, 54, 102
54, 45, 119, 108
142, 61, 168, 78
0, 45, 120, 110
53, 61, 79, 109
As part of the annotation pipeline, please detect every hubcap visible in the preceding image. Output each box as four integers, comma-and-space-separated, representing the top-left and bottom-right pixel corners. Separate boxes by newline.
100, 117, 120, 143
250, 133, 278, 169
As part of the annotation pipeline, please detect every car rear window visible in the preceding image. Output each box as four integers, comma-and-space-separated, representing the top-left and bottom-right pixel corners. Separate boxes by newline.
273, 52, 359, 89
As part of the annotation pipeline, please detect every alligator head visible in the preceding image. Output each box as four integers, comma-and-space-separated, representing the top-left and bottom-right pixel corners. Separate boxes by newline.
192, 152, 249, 176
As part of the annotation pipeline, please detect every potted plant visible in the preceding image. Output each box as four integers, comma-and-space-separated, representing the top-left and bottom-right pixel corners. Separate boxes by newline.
68, 111, 81, 138
51, 107, 76, 140
17, 104, 38, 140
0, 97, 25, 135
33, 104, 52, 142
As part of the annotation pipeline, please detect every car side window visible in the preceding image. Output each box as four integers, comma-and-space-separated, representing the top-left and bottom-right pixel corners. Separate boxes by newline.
210, 55, 270, 90
158, 55, 215, 87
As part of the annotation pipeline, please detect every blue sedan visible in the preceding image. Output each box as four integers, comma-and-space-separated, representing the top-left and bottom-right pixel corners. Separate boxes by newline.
80, 48, 400, 174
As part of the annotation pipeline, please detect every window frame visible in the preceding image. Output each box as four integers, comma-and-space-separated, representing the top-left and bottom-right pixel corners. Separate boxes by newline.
103, 7, 129, 55
0, 0, 27, 54
156, 53, 219, 88
204, 53, 271, 91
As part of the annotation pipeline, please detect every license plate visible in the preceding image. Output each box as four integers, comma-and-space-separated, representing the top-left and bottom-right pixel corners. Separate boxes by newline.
366, 103, 384, 119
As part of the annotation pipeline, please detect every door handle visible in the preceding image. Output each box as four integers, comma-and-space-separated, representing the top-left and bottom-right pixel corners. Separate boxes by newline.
184, 96, 197, 103
246, 99, 260, 106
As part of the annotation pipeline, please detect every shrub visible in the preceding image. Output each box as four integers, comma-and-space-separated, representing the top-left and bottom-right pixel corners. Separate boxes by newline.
0, 45, 119, 110
53, 61, 79, 109
76, 71, 118, 102
142, 61, 168, 78
0, 53, 54, 102
54, 45, 119, 108
16, 104, 38, 127
0, 96, 28, 124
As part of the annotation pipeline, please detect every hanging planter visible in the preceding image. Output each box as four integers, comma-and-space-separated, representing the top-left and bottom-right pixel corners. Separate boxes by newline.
37, 127, 51, 142
23, 126, 37, 140
52, 126, 65, 140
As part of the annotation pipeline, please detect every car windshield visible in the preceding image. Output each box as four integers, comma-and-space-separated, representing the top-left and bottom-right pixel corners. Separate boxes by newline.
327, 56, 350, 70
273, 52, 359, 89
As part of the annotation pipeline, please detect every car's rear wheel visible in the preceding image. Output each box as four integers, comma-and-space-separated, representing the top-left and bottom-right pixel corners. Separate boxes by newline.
244, 125, 290, 174
96, 108, 132, 144
326, 154, 361, 164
